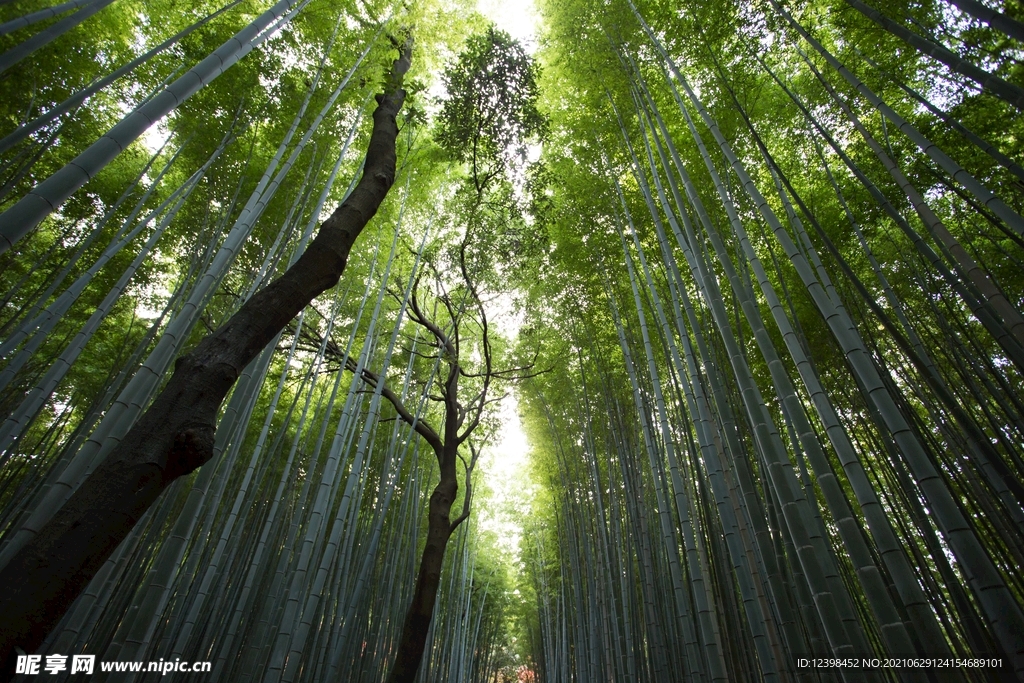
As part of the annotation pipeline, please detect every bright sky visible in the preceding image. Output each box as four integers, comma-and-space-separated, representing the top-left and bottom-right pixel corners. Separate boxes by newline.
476, 0, 539, 50
472, 0, 538, 562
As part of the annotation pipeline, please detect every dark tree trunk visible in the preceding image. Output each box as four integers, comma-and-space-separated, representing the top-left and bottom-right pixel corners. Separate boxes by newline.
381, 338, 466, 683
0, 43, 412, 675
369, 278, 487, 683
385, 466, 458, 683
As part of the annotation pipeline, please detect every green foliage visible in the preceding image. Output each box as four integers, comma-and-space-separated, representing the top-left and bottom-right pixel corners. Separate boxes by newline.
436, 25, 546, 188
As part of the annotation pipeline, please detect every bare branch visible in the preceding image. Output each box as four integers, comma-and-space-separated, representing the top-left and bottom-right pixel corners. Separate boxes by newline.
401, 346, 440, 360
344, 357, 444, 456
459, 362, 549, 380
409, 281, 457, 357
450, 442, 481, 533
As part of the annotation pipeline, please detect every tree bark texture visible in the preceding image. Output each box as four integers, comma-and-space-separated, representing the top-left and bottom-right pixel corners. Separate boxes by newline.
382, 346, 465, 683
385, 469, 458, 683
0, 43, 412, 675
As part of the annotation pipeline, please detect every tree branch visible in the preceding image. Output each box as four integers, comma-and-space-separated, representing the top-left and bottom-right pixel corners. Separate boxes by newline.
344, 358, 443, 456
449, 442, 481, 532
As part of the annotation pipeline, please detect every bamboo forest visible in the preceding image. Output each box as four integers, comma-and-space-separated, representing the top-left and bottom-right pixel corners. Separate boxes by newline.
2, 0, 1024, 680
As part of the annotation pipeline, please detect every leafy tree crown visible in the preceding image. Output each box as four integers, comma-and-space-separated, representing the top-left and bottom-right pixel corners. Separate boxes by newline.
436, 26, 546, 184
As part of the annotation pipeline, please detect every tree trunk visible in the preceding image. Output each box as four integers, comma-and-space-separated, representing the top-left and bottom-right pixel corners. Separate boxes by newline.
0, 41, 412, 674
385, 463, 459, 683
